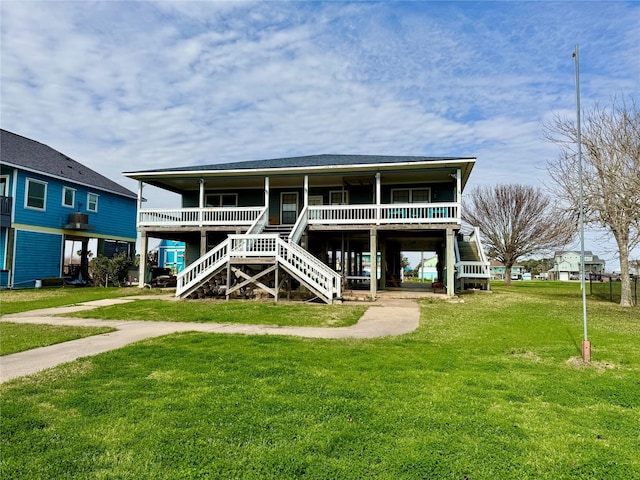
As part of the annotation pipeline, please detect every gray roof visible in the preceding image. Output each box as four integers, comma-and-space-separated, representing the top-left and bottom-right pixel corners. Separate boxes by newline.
129, 154, 475, 174
1, 129, 136, 199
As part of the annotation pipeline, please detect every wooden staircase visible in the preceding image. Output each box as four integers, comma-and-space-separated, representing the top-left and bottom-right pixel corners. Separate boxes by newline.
176, 234, 342, 304
455, 227, 491, 290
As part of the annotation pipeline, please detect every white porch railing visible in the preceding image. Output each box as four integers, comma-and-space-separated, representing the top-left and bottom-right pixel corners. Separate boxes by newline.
308, 202, 459, 225
456, 261, 490, 278
138, 206, 263, 227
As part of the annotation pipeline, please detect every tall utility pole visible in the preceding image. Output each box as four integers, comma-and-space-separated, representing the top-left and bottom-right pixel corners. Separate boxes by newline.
573, 45, 590, 362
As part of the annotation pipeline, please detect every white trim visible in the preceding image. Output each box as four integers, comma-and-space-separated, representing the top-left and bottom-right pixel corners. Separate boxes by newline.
62, 186, 76, 208
124, 158, 477, 179
25, 177, 47, 211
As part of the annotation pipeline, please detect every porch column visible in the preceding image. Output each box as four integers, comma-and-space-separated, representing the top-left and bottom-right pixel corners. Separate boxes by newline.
303, 175, 309, 207
456, 168, 462, 221
200, 231, 207, 256
198, 178, 205, 227
380, 239, 387, 288
137, 181, 144, 227
375, 172, 381, 225
139, 231, 148, 288
264, 177, 269, 207
446, 227, 455, 296
369, 228, 377, 299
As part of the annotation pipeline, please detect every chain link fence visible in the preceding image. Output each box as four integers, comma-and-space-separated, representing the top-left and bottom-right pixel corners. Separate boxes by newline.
589, 275, 638, 305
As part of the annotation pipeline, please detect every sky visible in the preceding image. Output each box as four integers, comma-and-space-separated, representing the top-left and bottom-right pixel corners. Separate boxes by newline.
1, 1, 639, 269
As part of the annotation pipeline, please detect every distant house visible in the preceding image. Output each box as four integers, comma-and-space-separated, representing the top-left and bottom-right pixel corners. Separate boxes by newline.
157, 239, 185, 273
549, 251, 605, 281
0, 130, 137, 288
416, 255, 439, 281
490, 261, 525, 280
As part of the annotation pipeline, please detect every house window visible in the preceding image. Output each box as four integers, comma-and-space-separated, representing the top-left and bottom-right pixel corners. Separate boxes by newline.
87, 193, 99, 212
62, 187, 76, 208
26, 178, 47, 210
206, 193, 238, 207
391, 188, 431, 204
329, 190, 348, 205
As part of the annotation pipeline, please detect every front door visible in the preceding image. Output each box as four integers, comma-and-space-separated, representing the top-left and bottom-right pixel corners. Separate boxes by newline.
280, 192, 299, 225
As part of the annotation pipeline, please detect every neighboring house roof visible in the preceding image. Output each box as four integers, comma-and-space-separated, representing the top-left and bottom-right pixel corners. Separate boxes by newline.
553, 251, 605, 263
490, 261, 523, 268
1, 129, 137, 199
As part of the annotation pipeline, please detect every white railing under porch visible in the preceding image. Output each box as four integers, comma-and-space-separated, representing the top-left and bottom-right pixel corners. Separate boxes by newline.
307, 202, 459, 225
138, 206, 263, 228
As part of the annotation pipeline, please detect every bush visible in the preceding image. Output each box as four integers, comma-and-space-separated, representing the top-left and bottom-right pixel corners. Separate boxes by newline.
89, 253, 133, 287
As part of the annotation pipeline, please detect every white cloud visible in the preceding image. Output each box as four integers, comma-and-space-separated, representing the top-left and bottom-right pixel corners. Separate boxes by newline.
2, 0, 638, 268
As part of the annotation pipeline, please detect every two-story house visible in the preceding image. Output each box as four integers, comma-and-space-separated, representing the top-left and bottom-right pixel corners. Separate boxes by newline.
124, 154, 490, 302
550, 251, 606, 281
1, 129, 138, 288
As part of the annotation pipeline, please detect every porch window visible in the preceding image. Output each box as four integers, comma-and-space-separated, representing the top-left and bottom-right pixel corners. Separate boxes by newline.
26, 178, 47, 210
391, 188, 431, 203
329, 190, 348, 205
87, 193, 99, 212
62, 187, 76, 208
206, 193, 238, 207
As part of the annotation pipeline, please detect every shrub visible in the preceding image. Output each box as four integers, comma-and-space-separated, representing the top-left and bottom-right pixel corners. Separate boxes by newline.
89, 253, 132, 287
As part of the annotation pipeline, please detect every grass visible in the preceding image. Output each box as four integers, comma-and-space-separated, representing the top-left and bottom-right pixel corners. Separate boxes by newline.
1, 282, 639, 479
60, 299, 366, 327
0, 286, 166, 316
0, 323, 115, 355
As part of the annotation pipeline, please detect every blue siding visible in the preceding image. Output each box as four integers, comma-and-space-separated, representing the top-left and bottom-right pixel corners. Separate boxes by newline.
12, 169, 136, 239
13, 230, 63, 287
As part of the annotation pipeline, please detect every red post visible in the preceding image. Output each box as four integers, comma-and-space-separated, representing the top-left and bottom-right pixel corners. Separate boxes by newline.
582, 340, 591, 363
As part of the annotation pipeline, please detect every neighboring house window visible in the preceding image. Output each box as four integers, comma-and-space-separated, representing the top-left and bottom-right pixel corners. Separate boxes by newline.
62, 187, 76, 208
329, 190, 348, 205
391, 188, 431, 203
87, 193, 99, 212
206, 193, 238, 207
26, 178, 47, 210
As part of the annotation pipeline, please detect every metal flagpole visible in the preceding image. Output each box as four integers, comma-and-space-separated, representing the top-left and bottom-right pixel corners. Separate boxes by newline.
573, 45, 590, 362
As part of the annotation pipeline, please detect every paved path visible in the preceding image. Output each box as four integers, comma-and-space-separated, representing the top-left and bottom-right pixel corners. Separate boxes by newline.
0, 295, 422, 383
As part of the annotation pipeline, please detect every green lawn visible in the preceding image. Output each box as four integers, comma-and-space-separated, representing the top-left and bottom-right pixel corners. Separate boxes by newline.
0, 286, 166, 316
1, 282, 639, 479
0, 323, 115, 356
61, 299, 366, 327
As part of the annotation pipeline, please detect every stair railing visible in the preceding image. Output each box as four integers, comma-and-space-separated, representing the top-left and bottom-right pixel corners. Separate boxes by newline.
176, 238, 230, 297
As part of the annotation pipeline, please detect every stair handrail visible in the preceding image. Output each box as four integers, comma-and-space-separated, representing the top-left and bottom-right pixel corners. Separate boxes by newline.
276, 237, 341, 301
288, 205, 308, 244
176, 238, 230, 297
246, 206, 269, 235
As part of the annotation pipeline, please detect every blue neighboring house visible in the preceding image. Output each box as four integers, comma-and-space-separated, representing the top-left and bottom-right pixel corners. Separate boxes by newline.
157, 239, 185, 273
0, 129, 138, 288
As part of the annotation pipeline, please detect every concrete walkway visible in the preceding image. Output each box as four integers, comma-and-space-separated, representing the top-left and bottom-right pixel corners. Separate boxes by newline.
0, 294, 425, 383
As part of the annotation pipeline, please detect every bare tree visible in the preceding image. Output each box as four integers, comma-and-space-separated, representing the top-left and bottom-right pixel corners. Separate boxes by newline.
462, 184, 574, 286
545, 97, 640, 306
